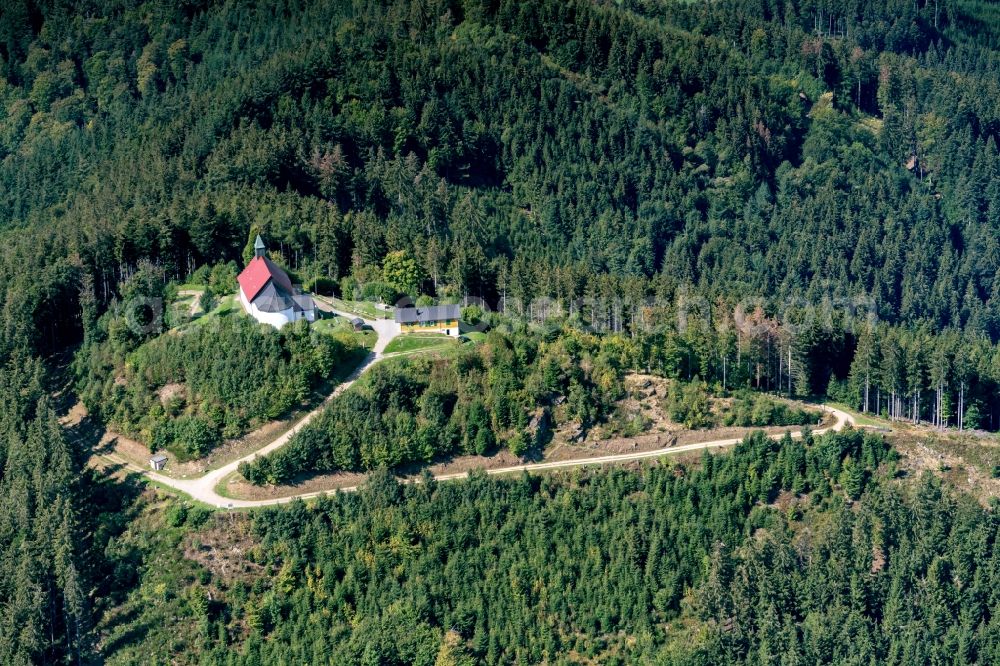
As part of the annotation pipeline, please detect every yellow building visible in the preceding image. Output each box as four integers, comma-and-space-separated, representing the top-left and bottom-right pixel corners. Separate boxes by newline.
394, 304, 461, 337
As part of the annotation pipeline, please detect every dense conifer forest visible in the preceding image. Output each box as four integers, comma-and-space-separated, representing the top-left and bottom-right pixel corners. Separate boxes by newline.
87, 430, 1000, 664
5, 0, 1000, 662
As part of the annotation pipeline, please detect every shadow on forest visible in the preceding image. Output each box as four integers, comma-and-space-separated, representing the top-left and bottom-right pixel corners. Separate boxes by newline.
52, 347, 157, 612
100, 619, 154, 656
68, 410, 154, 610
68, 410, 198, 659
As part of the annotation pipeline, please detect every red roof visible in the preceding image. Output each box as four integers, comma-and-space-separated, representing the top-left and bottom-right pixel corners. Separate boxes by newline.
237, 256, 294, 302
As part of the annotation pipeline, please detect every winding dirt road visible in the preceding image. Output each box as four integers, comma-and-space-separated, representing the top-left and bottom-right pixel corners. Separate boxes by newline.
123, 301, 856, 508
133, 303, 393, 506
144, 403, 855, 509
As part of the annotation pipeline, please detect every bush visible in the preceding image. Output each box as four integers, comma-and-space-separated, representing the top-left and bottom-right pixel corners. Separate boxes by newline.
360, 280, 396, 304
667, 380, 714, 429
164, 502, 188, 528
722, 391, 821, 428
305, 276, 336, 295
509, 431, 529, 457
198, 289, 215, 313
185, 505, 212, 528
189, 264, 211, 286
170, 415, 220, 459
209, 262, 237, 294
461, 304, 484, 324
339, 275, 358, 300
165, 501, 212, 528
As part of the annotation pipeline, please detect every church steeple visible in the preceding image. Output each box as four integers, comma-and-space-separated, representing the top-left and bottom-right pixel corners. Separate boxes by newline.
254, 234, 266, 258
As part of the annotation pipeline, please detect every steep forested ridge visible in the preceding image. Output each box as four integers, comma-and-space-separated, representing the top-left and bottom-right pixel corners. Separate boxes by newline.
4, 0, 1000, 345
4, 0, 1000, 661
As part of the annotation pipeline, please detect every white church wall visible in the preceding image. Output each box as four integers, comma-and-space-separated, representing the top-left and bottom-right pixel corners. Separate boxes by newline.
239, 288, 294, 329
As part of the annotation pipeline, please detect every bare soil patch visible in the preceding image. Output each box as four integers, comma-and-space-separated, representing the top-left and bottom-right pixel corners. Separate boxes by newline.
93, 416, 301, 479
100, 431, 155, 467
91, 379, 337, 479
547, 374, 832, 461
157, 382, 185, 405
544, 418, 830, 463
889, 426, 1000, 504
183, 515, 263, 584
560, 374, 828, 453
59, 401, 88, 427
